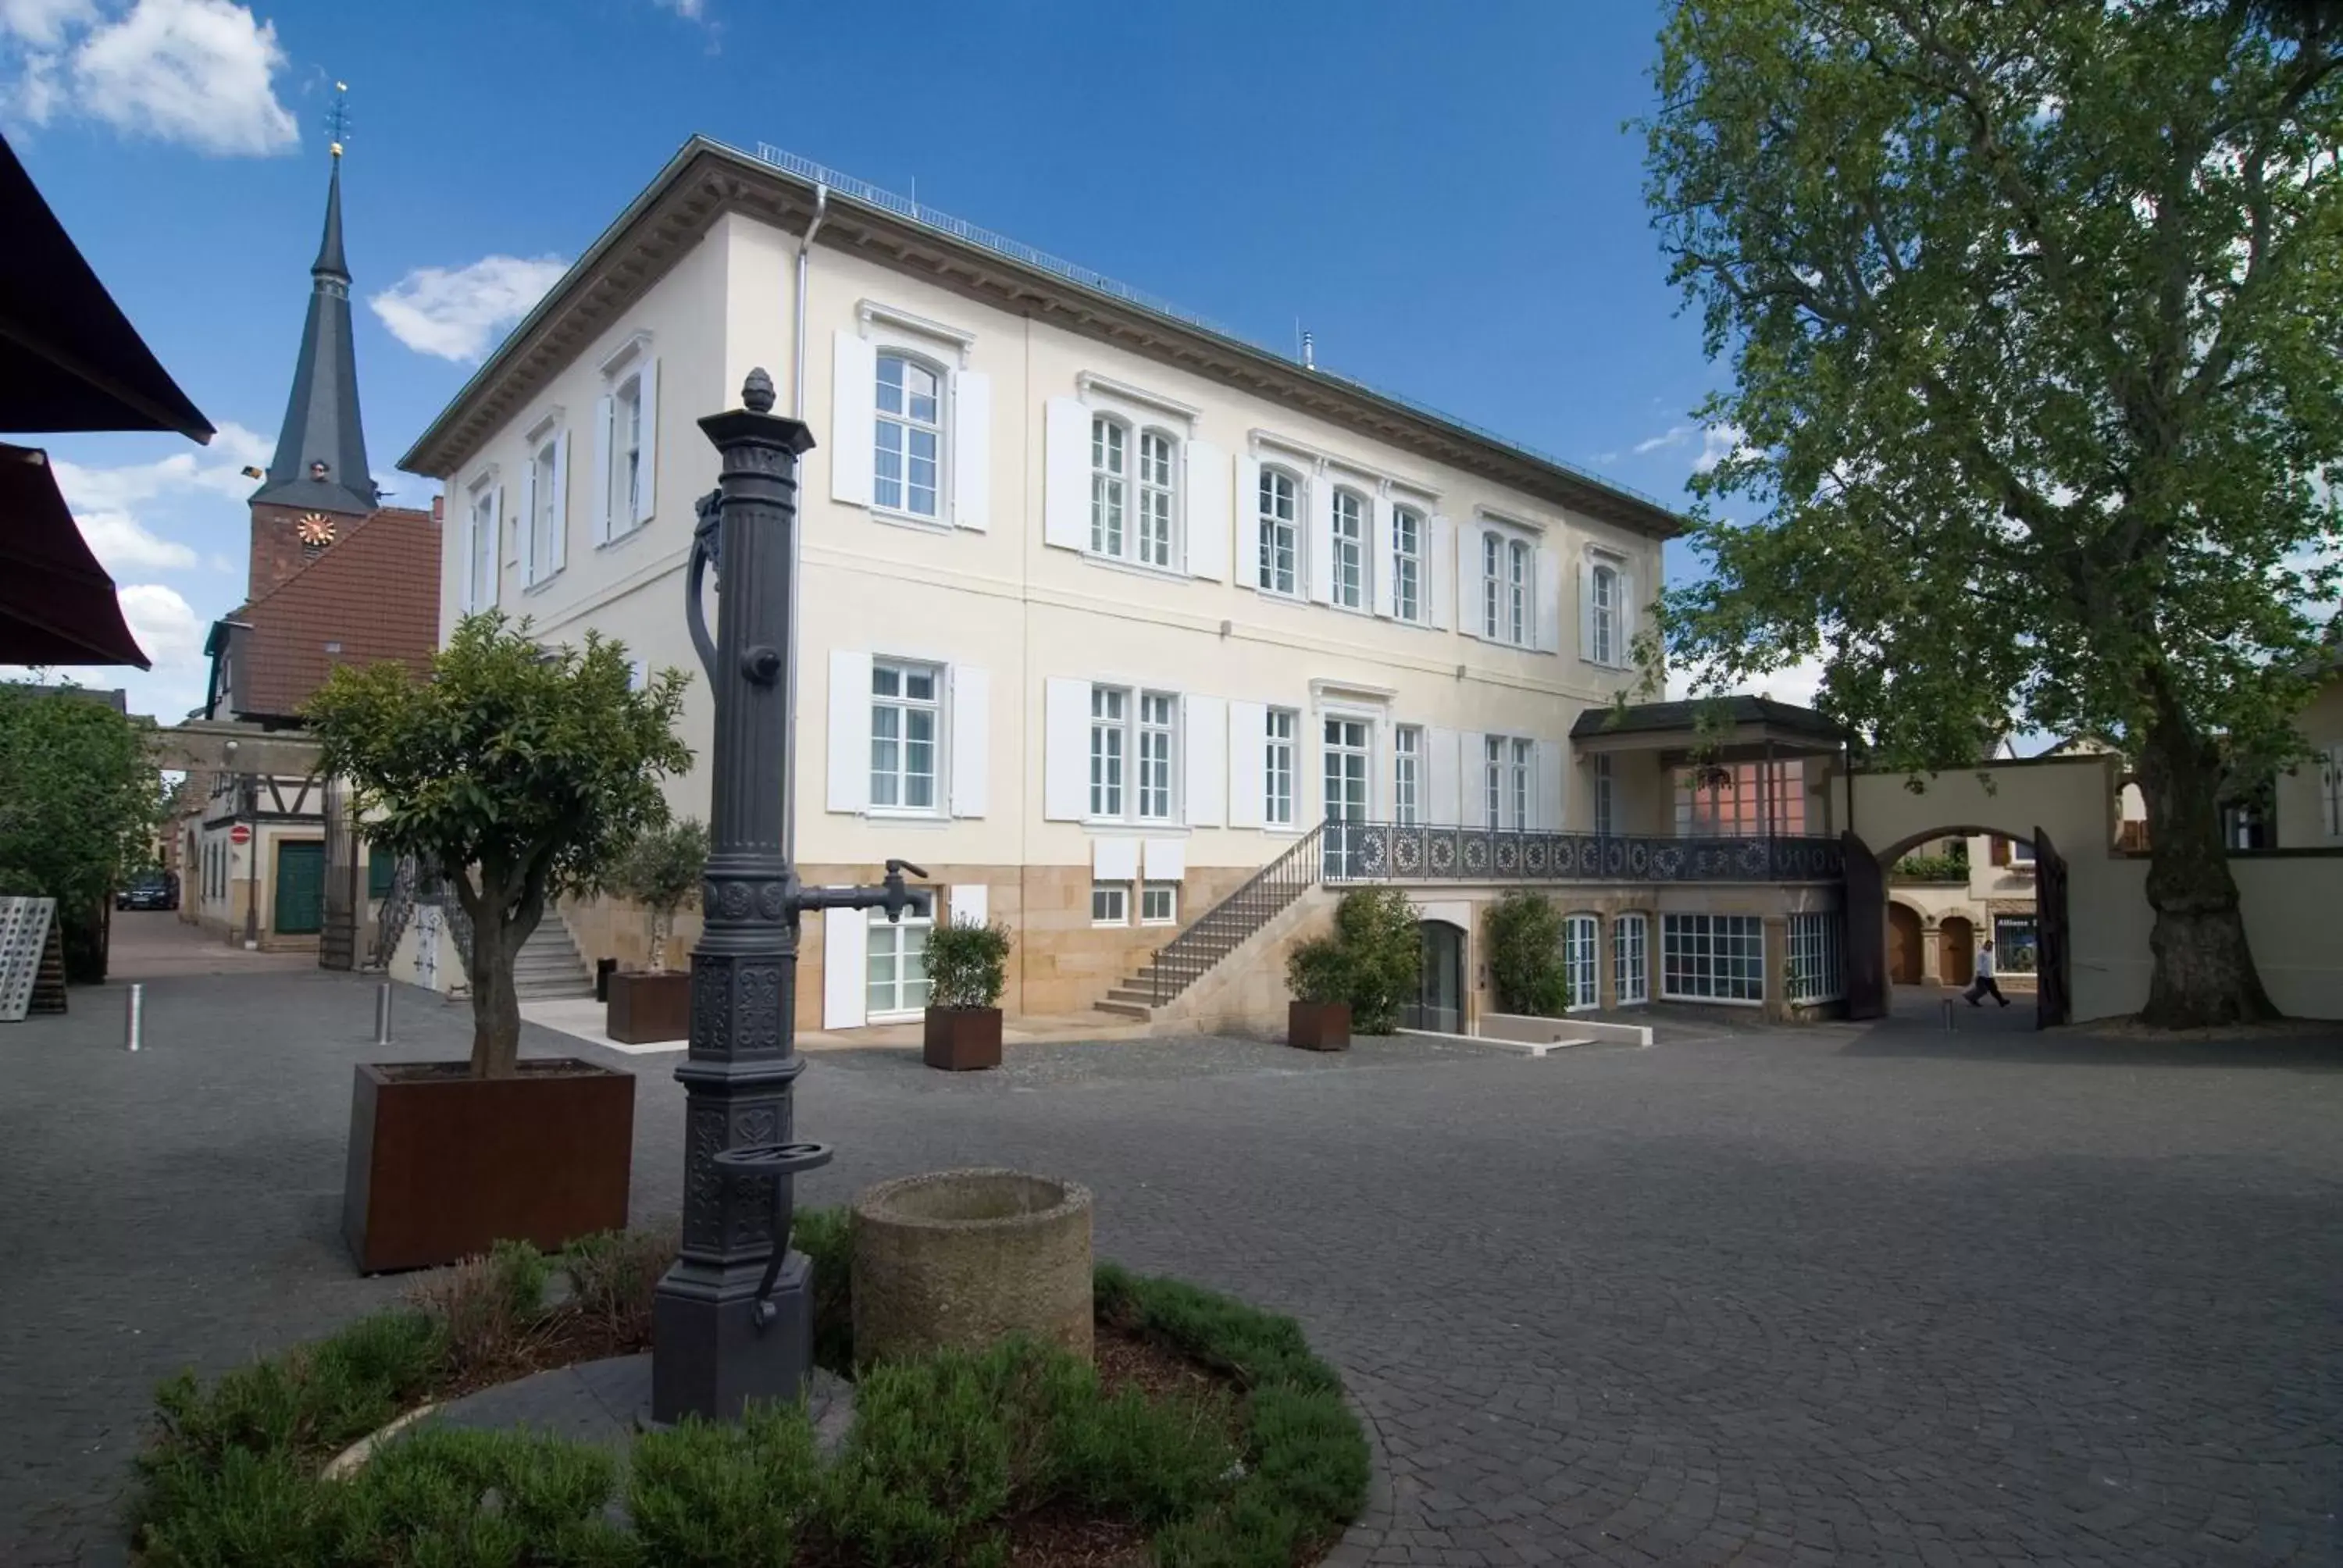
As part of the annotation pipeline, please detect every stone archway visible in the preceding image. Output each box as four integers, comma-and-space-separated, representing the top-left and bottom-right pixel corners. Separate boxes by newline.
1939, 915, 1975, 988
1888, 903, 1924, 985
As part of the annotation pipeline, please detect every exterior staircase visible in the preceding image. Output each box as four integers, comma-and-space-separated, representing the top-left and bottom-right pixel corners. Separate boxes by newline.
1097, 824, 1325, 1021
512, 907, 594, 1000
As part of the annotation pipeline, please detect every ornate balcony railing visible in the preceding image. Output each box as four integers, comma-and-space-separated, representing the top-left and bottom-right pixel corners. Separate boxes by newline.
1320, 822, 1845, 885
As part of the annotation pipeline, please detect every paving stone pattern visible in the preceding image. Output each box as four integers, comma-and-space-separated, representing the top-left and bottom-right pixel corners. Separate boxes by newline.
2, 964, 2338, 1566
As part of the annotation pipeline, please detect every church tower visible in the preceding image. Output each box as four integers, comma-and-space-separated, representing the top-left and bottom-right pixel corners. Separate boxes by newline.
248, 103, 379, 600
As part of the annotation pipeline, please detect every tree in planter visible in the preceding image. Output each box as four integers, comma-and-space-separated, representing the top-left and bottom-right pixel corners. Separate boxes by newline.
1283, 888, 1421, 1034
1643, 1, 2343, 1025
0, 680, 167, 982
307, 614, 690, 1077
1484, 890, 1571, 1017
609, 818, 708, 974
925, 918, 1013, 1010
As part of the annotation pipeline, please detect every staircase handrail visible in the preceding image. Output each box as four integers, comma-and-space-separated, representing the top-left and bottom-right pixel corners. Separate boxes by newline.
1147, 820, 1325, 1007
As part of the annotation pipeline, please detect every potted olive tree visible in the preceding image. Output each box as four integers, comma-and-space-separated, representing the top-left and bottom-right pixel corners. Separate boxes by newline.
922, 914, 1012, 1070
1282, 888, 1421, 1051
604, 817, 708, 1046
307, 612, 690, 1272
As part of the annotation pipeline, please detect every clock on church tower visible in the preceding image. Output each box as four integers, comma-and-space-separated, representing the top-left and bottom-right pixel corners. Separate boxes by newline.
297, 513, 337, 554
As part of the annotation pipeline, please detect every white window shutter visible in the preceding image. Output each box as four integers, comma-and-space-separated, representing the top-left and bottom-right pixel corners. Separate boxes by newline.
1457, 523, 1481, 637
1093, 836, 1140, 882
1042, 676, 1089, 820
1371, 496, 1396, 618
1236, 453, 1261, 587
949, 664, 990, 817
1307, 475, 1334, 604
826, 650, 872, 814
1578, 559, 1597, 662
1534, 546, 1562, 654
520, 459, 539, 586
633, 357, 659, 525
831, 332, 876, 506
1535, 739, 1565, 830
1183, 440, 1229, 580
1182, 693, 1225, 826
591, 395, 614, 543
1460, 732, 1489, 827
487, 486, 504, 603
550, 429, 569, 574
1042, 397, 1089, 551
1428, 726, 1460, 825
950, 370, 991, 530
1227, 700, 1267, 829
1428, 514, 1453, 631
1621, 568, 1640, 664
822, 906, 867, 1028
1143, 837, 1186, 880
947, 882, 988, 927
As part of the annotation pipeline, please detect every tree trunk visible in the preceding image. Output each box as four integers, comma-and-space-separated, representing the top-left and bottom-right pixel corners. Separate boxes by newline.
456, 867, 547, 1078
2134, 691, 2277, 1028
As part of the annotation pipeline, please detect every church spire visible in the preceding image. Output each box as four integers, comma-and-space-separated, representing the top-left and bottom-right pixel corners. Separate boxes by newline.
251, 83, 376, 521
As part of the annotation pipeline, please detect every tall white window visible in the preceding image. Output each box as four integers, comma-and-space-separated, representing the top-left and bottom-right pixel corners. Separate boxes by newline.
1484, 735, 1503, 826
1090, 416, 1125, 556
1562, 914, 1599, 1012
529, 438, 559, 584
1613, 912, 1649, 1005
1137, 693, 1176, 821
2323, 745, 2343, 839
1331, 489, 1366, 611
1510, 737, 1532, 829
869, 661, 940, 812
1392, 507, 1422, 622
1594, 754, 1615, 836
1324, 718, 1370, 822
1137, 430, 1175, 568
1786, 912, 1846, 1003
866, 907, 932, 1017
1393, 725, 1421, 825
1089, 686, 1127, 818
469, 486, 496, 609
611, 374, 644, 527
1265, 708, 1297, 826
1258, 469, 1299, 596
874, 353, 943, 518
1590, 562, 1621, 666
1482, 533, 1502, 639
1484, 735, 1532, 829
1661, 914, 1764, 1004
1507, 539, 1530, 646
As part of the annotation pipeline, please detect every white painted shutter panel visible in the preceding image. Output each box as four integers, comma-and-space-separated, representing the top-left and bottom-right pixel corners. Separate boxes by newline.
1042, 676, 1089, 821
1371, 496, 1396, 618
1043, 397, 1089, 551
1182, 693, 1225, 827
1143, 838, 1186, 880
1307, 476, 1334, 604
1235, 453, 1261, 589
822, 906, 867, 1028
1578, 560, 1597, 662
1621, 567, 1640, 664
1460, 732, 1488, 827
591, 394, 614, 543
1428, 727, 1461, 825
550, 429, 570, 573
1183, 440, 1229, 580
830, 332, 876, 506
1428, 515, 1453, 631
1227, 700, 1267, 829
949, 664, 990, 818
633, 357, 659, 525
1535, 739, 1565, 830
826, 650, 872, 814
950, 370, 990, 530
1093, 836, 1140, 882
948, 882, 988, 927
1457, 523, 1482, 637
520, 458, 539, 585
1534, 546, 1562, 655
487, 486, 504, 602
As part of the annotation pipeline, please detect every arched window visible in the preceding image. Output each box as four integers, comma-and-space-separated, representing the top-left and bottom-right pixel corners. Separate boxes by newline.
1090, 415, 1126, 555
1331, 488, 1367, 610
1257, 467, 1299, 596
874, 353, 943, 519
1590, 561, 1620, 665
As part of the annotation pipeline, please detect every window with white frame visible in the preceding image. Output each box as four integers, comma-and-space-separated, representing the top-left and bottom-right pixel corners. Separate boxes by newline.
1483, 735, 1532, 830
1392, 506, 1423, 623
866, 907, 932, 1017
468, 484, 497, 609
1785, 911, 1846, 1003
1507, 538, 1530, 646
528, 437, 559, 585
1137, 693, 1176, 821
1265, 708, 1297, 826
1086, 686, 1177, 823
1089, 687, 1126, 818
1590, 561, 1621, 665
2323, 745, 2343, 838
610, 373, 644, 528
1481, 529, 1533, 646
1393, 725, 1422, 825
1257, 468, 1299, 596
1613, 911, 1649, 1004
868, 660, 940, 812
1510, 738, 1532, 830
1331, 488, 1367, 611
1090, 416, 1125, 556
1594, 754, 1616, 836
1481, 533, 1502, 640
874, 353, 943, 519
1141, 882, 1178, 925
1661, 914, 1764, 1003
1137, 429, 1175, 568
1562, 914, 1599, 1011
1090, 882, 1129, 925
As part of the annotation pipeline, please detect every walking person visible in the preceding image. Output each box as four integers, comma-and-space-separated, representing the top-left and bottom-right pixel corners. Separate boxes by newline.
1966, 939, 2010, 1007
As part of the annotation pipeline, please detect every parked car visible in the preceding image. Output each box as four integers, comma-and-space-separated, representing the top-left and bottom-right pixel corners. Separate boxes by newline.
117, 872, 177, 912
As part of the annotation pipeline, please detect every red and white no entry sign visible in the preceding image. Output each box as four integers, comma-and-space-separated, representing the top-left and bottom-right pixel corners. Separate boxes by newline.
230, 825, 251, 845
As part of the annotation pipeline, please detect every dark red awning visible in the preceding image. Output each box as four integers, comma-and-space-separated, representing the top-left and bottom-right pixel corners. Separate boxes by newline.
0, 444, 148, 668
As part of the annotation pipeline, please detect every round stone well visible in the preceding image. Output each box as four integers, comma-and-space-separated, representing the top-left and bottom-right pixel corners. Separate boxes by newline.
851, 1169, 1093, 1365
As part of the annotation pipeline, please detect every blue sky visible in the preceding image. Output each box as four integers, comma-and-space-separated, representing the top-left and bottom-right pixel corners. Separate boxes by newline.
3, 0, 1754, 721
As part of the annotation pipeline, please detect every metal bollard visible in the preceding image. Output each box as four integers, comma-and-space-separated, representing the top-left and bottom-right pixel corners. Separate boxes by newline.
125, 983, 143, 1052
1941, 996, 1956, 1032
373, 982, 394, 1046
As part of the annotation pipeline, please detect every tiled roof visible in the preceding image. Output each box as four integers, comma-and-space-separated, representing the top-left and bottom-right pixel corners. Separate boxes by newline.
231, 506, 438, 720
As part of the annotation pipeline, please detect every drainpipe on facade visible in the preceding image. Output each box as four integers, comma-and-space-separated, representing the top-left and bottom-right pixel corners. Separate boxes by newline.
786, 185, 829, 867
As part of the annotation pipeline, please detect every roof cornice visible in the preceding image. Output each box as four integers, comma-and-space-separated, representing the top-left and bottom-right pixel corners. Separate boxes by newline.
399, 137, 1685, 540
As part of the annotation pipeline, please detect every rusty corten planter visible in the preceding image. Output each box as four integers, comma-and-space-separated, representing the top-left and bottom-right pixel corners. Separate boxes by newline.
923, 1006, 1003, 1071
606, 969, 690, 1045
1287, 1000, 1352, 1052
342, 1059, 634, 1273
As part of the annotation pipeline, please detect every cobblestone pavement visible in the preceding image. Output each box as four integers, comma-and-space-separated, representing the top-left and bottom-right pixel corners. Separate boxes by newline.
3, 969, 2339, 1565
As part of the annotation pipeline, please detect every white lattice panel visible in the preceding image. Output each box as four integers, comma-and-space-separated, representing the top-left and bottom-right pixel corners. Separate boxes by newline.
0, 897, 57, 1022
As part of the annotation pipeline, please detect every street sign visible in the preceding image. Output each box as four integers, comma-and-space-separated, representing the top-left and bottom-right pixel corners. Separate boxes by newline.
230, 825, 251, 845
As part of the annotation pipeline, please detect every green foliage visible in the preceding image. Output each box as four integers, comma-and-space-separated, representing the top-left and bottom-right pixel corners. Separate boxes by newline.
1892, 853, 1968, 883
923, 917, 1012, 1010
304, 612, 691, 1072
1283, 888, 1421, 1032
1642, 1, 2343, 1021
0, 680, 167, 980
630, 1400, 822, 1567
405, 1240, 551, 1381
1484, 891, 1572, 1016
558, 1228, 676, 1349
610, 817, 708, 916
1282, 935, 1350, 1006
790, 1205, 857, 1377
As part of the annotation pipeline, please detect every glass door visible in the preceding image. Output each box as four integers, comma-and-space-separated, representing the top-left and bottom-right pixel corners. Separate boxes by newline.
1562, 914, 1599, 1013
1322, 717, 1370, 878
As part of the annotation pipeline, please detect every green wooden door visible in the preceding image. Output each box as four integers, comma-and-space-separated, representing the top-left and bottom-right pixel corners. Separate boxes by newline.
275, 840, 325, 935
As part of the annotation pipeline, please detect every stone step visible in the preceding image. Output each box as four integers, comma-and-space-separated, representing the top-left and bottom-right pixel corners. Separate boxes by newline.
1093, 998, 1152, 1020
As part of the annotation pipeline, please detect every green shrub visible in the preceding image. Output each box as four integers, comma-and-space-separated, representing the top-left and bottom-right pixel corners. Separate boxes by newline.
790, 1205, 855, 1376
924, 916, 1013, 1009
1485, 889, 1571, 1015
560, 1227, 677, 1348
631, 1401, 822, 1567
1892, 851, 1967, 882
406, 1240, 551, 1382
1286, 888, 1421, 1033
1283, 935, 1350, 1005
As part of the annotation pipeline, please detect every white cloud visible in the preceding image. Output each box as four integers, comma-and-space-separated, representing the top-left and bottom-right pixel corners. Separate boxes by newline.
369, 255, 569, 362
118, 581, 202, 662
653, 0, 704, 16
79, 508, 196, 571
4, 0, 298, 156
1693, 423, 1752, 475
1667, 653, 1828, 708
1633, 425, 1693, 456
48, 419, 271, 512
